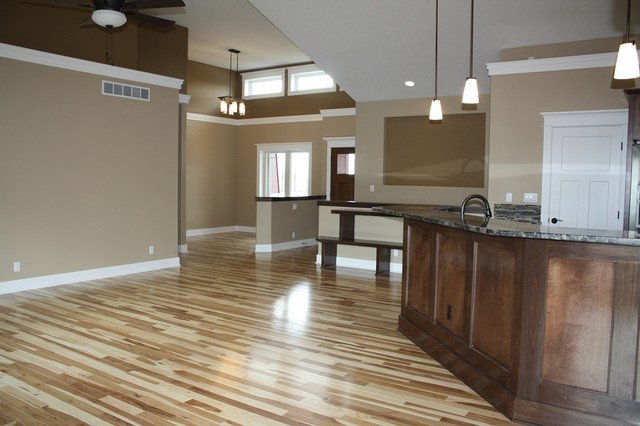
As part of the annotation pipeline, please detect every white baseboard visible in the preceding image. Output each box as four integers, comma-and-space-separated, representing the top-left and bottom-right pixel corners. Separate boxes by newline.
315, 254, 402, 274
256, 238, 317, 253
187, 226, 256, 236
0, 257, 181, 295
178, 244, 188, 253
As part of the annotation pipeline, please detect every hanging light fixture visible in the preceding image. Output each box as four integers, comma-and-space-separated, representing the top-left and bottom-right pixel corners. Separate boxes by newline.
429, 0, 443, 120
462, 0, 479, 104
218, 49, 246, 116
614, 0, 639, 80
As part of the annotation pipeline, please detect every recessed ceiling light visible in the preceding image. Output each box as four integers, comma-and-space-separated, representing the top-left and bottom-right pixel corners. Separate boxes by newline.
404, 80, 415, 87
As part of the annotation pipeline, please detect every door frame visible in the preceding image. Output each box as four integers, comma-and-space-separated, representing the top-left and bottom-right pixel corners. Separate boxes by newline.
324, 136, 355, 200
540, 109, 628, 226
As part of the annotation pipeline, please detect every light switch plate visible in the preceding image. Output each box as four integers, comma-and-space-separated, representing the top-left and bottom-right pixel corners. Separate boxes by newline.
524, 193, 538, 203
369, 184, 375, 192
506, 192, 513, 202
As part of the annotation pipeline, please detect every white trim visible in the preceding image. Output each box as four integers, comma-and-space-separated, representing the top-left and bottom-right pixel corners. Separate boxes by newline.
178, 244, 188, 253
324, 136, 356, 200
0, 258, 180, 295
179, 94, 191, 104
486, 52, 632, 76
288, 64, 336, 96
315, 254, 402, 274
186, 226, 256, 237
0, 42, 183, 90
320, 108, 356, 117
256, 238, 317, 253
241, 68, 286, 99
186, 112, 322, 126
256, 142, 313, 197
540, 109, 628, 227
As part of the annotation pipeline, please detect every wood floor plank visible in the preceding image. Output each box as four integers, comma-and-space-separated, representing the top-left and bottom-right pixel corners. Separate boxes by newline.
0, 232, 512, 425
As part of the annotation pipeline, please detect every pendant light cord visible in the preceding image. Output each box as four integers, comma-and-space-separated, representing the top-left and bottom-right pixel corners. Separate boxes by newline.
469, 0, 474, 77
626, 0, 631, 43
228, 51, 232, 99
235, 52, 239, 98
434, 0, 438, 99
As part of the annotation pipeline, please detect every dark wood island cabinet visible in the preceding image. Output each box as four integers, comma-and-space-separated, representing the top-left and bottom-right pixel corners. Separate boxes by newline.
375, 206, 640, 425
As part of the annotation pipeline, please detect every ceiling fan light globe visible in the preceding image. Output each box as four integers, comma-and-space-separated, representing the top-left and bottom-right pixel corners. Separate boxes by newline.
462, 77, 479, 104
92, 10, 127, 28
429, 99, 443, 121
614, 42, 640, 80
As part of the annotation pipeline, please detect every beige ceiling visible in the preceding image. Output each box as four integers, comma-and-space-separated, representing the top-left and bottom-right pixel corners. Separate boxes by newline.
153, 0, 640, 102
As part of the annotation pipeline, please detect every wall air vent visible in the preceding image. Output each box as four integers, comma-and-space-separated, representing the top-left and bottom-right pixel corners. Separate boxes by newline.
102, 80, 150, 101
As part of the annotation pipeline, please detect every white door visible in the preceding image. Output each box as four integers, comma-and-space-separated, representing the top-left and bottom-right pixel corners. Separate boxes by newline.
548, 125, 625, 230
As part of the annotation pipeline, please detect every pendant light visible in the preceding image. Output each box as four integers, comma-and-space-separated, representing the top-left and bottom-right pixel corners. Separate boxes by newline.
462, 0, 479, 104
218, 49, 246, 116
614, 0, 639, 80
429, 0, 443, 121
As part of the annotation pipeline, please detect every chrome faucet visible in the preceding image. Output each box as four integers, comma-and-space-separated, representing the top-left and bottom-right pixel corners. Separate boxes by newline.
460, 194, 493, 221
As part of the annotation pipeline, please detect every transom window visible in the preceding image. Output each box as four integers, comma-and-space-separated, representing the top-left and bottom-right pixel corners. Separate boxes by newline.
242, 65, 336, 99
243, 69, 285, 99
288, 65, 335, 95
257, 143, 312, 197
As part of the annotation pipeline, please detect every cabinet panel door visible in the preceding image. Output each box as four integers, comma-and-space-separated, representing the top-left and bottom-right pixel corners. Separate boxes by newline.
404, 223, 433, 320
434, 232, 469, 340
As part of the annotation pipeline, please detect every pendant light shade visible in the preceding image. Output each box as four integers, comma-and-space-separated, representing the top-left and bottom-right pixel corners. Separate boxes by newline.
461, 0, 479, 104
429, 99, 443, 120
614, 0, 640, 80
218, 49, 246, 116
462, 77, 479, 104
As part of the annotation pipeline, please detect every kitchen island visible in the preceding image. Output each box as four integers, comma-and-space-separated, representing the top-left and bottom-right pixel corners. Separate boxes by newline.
374, 205, 640, 425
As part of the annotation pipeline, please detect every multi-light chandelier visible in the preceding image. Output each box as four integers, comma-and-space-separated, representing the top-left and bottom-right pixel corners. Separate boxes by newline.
219, 49, 246, 116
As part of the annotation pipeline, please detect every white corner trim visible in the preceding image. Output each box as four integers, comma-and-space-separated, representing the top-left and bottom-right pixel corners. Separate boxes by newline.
179, 94, 191, 104
0, 258, 180, 295
0, 42, 183, 90
186, 226, 256, 237
314, 254, 402, 274
186, 112, 237, 126
320, 108, 356, 117
486, 52, 629, 76
540, 109, 628, 127
256, 238, 317, 253
178, 244, 188, 253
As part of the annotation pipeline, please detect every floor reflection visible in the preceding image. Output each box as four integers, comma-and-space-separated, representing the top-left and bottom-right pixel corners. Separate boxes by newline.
272, 283, 310, 333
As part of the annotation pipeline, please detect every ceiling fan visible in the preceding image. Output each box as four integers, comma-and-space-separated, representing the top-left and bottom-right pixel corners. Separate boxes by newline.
23, 0, 185, 29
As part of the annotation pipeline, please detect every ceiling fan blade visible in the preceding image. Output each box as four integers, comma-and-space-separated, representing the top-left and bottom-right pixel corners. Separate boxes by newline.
126, 11, 175, 27
79, 16, 96, 27
122, 0, 184, 10
21, 0, 93, 10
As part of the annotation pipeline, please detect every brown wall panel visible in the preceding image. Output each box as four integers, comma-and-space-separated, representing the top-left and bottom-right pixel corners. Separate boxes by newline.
542, 258, 614, 392
434, 232, 468, 339
244, 90, 354, 119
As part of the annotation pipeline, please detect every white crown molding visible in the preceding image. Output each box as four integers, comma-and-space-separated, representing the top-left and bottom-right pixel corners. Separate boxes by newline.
0, 43, 184, 90
186, 226, 256, 237
314, 254, 402, 273
186, 112, 323, 126
0, 257, 180, 295
179, 94, 191, 104
320, 108, 356, 117
486, 52, 634, 76
256, 238, 317, 253
540, 109, 628, 127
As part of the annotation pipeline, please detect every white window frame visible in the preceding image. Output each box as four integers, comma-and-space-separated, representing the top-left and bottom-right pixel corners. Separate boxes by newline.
256, 142, 313, 197
288, 64, 336, 96
241, 69, 285, 99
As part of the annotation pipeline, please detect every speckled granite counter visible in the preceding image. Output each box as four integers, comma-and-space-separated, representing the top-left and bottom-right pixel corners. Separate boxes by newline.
373, 204, 640, 247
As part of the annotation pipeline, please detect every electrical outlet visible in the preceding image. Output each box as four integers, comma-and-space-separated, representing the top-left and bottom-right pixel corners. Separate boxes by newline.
148, 245, 155, 255
291, 232, 296, 239
506, 192, 513, 202
13, 261, 20, 272
524, 193, 538, 203
369, 184, 375, 192
292, 203, 297, 210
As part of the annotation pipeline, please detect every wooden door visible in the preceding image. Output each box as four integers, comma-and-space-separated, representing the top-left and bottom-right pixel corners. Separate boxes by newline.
330, 147, 355, 201
548, 125, 625, 230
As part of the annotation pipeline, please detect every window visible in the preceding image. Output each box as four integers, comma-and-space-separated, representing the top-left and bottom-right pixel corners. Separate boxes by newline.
242, 69, 285, 99
288, 65, 335, 95
257, 143, 312, 197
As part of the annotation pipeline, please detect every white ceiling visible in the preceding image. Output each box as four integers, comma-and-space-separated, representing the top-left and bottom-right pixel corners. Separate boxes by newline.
152, 0, 639, 102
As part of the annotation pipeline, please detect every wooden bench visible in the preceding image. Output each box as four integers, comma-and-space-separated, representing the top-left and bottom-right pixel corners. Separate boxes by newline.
316, 209, 403, 276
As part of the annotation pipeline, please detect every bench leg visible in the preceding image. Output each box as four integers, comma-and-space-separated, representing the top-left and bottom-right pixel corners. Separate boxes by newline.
376, 247, 391, 276
321, 242, 337, 269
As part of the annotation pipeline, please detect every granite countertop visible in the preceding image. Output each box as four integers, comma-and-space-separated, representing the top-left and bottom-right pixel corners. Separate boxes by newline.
373, 204, 640, 247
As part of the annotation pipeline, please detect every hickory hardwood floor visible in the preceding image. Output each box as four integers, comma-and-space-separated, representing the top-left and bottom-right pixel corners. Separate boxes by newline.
0, 233, 513, 425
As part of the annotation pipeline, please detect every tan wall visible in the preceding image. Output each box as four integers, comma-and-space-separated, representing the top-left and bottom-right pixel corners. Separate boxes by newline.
234, 121, 326, 227
187, 60, 231, 115
270, 199, 319, 244
244, 90, 355, 119
0, 58, 178, 283
186, 121, 237, 230
488, 67, 633, 206
501, 35, 640, 61
322, 116, 355, 137
355, 95, 490, 204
